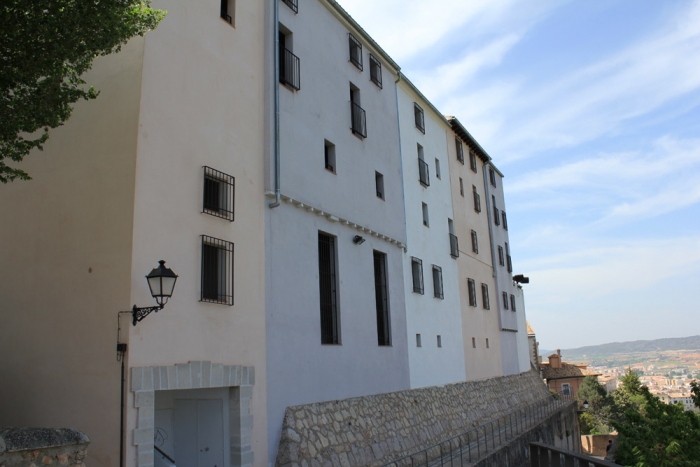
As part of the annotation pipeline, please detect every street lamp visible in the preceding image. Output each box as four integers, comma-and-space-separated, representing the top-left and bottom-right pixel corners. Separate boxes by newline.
583, 400, 590, 410
132, 260, 178, 325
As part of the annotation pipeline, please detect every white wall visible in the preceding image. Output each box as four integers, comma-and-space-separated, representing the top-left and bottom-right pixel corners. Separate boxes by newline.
515, 287, 532, 373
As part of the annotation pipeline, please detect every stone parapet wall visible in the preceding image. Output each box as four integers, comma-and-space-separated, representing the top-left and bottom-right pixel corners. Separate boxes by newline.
0, 428, 89, 467
276, 370, 550, 467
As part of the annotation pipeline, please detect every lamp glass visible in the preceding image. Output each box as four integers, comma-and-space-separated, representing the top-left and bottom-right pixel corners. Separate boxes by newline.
145, 260, 178, 305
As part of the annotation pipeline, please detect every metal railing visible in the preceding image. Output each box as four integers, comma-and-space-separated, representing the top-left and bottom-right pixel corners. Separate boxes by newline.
530, 442, 617, 467
351, 101, 366, 138
220, 8, 232, 24
282, 0, 298, 13
382, 396, 575, 467
418, 159, 430, 186
280, 48, 300, 91
449, 234, 459, 258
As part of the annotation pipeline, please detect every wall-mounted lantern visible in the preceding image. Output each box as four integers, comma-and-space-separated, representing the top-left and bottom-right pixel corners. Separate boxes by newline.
132, 260, 178, 325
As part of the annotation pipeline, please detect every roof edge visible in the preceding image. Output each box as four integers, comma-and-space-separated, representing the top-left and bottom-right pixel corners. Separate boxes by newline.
398, 73, 451, 127
445, 116, 491, 163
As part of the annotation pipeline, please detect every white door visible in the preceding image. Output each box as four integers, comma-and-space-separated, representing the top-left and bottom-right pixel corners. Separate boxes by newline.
174, 399, 224, 467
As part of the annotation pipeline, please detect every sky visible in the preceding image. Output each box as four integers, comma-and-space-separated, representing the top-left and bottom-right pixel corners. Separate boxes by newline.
338, 0, 700, 350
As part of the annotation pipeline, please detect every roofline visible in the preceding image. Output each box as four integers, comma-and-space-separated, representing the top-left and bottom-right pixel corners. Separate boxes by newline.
397, 73, 451, 127
324, 1, 400, 74
445, 116, 491, 163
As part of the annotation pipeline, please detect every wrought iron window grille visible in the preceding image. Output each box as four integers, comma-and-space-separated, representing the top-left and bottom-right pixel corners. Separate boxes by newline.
507, 255, 513, 273
203, 166, 235, 221
350, 101, 367, 138
498, 246, 505, 266
220, 0, 233, 24
482, 283, 490, 310
510, 294, 516, 312
374, 251, 391, 346
502, 211, 508, 230
369, 54, 382, 88
490, 167, 497, 187
411, 257, 424, 294
280, 47, 301, 90
200, 236, 234, 306
414, 103, 425, 133
503, 291, 509, 310
468, 279, 477, 307
471, 230, 478, 254
418, 158, 430, 187
473, 189, 481, 212
456, 138, 464, 164
432, 265, 444, 299
349, 34, 363, 70
319, 232, 339, 344
282, 0, 298, 14
449, 234, 459, 258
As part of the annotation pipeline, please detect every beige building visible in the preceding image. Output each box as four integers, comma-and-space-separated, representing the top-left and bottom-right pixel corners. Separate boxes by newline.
0, 1, 268, 466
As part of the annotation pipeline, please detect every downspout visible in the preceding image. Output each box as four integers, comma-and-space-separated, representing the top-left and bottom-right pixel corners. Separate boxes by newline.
394, 72, 407, 252
269, 0, 281, 208
483, 162, 505, 331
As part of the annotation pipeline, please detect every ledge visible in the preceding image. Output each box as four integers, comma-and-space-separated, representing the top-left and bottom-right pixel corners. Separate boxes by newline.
0, 428, 89, 454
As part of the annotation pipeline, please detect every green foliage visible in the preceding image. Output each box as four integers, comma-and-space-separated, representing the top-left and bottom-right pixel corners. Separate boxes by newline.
576, 376, 612, 434
691, 381, 700, 409
0, 0, 166, 183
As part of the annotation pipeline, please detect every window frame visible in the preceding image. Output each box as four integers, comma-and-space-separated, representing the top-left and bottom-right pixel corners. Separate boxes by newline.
220, 0, 235, 25
200, 235, 234, 306
471, 230, 478, 254
373, 250, 391, 346
324, 140, 336, 173
411, 257, 424, 294
489, 167, 497, 187
319, 232, 340, 345
510, 294, 516, 312
375, 171, 384, 200
498, 245, 505, 266
469, 150, 477, 173
502, 211, 508, 230
369, 54, 382, 88
467, 279, 477, 307
481, 283, 490, 310
414, 103, 425, 134
503, 291, 509, 310
432, 265, 444, 299
455, 138, 464, 164
348, 33, 363, 70
203, 166, 235, 222
473, 187, 481, 213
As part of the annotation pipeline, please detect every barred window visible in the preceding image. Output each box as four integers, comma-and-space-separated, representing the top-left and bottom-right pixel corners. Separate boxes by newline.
374, 251, 391, 346
503, 291, 509, 310
282, 0, 298, 14
502, 211, 508, 230
201, 236, 234, 305
203, 167, 235, 221
489, 167, 497, 187
456, 138, 464, 164
468, 279, 477, 307
411, 257, 424, 294
498, 246, 505, 266
349, 34, 363, 70
481, 283, 490, 310
220, 0, 234, 25
473, 186, 481, 212
369, 54, 382, 88
493, 195, 500, 226
319, 232, 339, 344
432, 265, 443, 299
471, 230, 478, 254
414, 103, 425, 134
469, 150, 477, 172
510, 294, 516, 312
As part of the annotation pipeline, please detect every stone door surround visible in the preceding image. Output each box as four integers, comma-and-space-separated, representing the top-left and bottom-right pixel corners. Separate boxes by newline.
131, 361, 255, 467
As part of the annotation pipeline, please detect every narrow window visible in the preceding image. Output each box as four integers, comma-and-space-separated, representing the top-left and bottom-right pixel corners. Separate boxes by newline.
473, 186, 481, 212
506, 242, 512, 273
416, 334, 422, 347
510, 294, 516, 312
220, 0, 234, 25
503, 291, 509, 310
502, 211, 508, 230
422, 202, 429, 227
469, 150, 477, 173
417, 144, 429, 187
435, 158, 441, 179
373, 251, 391, 346
319, 232, 339, 344
471, 230, 478, 254
448, 219, 458, 258
324, 140, 336, 173
437, 335, 442, 348
411, 257, 424, 294
414, 103, 425, 134
467, 279, 477, 307
375, 172, 384, 199
486, 338, 490, 349
456, 138, 464, 164
489, 167, 497, 187
562, 384, 571, 397
369, 54, 382, 88
498, 246, 505, 266
203, 166, 235, 221
282, 0, 298, 14
348, 34, 363, 70
481, 283, 490, 310
459, 178, 464, 197
350, 84, 366, 138
432, 265, 443, 299
279, 28, 300, 90
493, 195, 500, 226
201, 236, 234, 305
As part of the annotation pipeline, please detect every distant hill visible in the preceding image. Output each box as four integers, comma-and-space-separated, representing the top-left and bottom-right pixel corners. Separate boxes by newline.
541, 335, 700, 361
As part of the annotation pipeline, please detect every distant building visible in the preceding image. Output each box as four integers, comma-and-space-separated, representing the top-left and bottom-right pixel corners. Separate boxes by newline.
541, 350, 601, 399
527, 321, 540, 369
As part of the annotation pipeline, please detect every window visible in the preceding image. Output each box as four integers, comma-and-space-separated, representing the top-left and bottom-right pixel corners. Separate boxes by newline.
471, 230, 478, 254
220, 0, 234, 25
459, 178, 464, 197
374, 251, 391, 346
348, 34, 363, 70
435, 158, 441, 179
469, 150, 477, 173
486, 338, 490, 349
421, 203, 429, 227
432, 265, 443, 299
503, 291, 509, 310
411, 257, 424, 294
319, 232, 339, 344
417, 144, 429, 187
481, 283, 490, 310
493, 195, 500, 226
201, 236, 234, 305
437, 335, 442, 348
448, 219, 458, 258
489, 167, 497, 187
416, 334, 422, 347
506, 242, 512, 273
502, 211, 508, 230
375, 172, 384, 199
282, 0, 298, 14
473, 186, 481, 212
468, 279, 477, 307
369, 54, 382, 88
562, 384, 571, 397
350, 84, 366, 138
203, 166, 235, 221
324, 140, 336, 173
279, 29, 300, 90
510, 294, 516, 312
472, 337, 476, 348
456, 138, 464, 164
414, 103, 425, 134
498, 246, 505, 266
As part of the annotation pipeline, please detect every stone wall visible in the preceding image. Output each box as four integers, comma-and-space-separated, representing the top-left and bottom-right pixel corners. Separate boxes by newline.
0, 428, 89, 467
275, 370, 551, 467
581, 434, 617, 458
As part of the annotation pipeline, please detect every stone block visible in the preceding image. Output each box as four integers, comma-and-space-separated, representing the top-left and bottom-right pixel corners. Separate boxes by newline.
133, 428, 154, 446
201, 361, 212, 388
190, 361, 202, 388
131, 367, 143, 392
167, 366, 177, 389
249, 366, 256, 385
142, 368, 154, 391
211, 364, 224, 387
134, 391, 154, 408
239, 385, 253, 399
222, 366, 231, 386
176, 363, 190, 389
158, 366, 169, 390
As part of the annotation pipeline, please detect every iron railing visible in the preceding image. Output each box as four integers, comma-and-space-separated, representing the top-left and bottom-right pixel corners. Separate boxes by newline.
456, 138, 464, 164
370, 55, 383, 88
418, 159, 430, 186
449, 234, 459, 258
282, 0, 298, 13
507, 255, 513, 273
280, 48, 300, 90
349, 34, 363, 70
530, 442, 617, 467
351, 101, 367, 138
220, 8, 232, 24
382, 396, 576, 467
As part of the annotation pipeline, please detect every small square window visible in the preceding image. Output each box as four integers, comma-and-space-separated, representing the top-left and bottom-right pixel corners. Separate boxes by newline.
416, 333, 422, 348
201, 235, 234, 305
435, 158, 441, 179
432, 265, 443, 299
220, 0, 235, 25
324, 140, 336, 173
203, 166, 235, 221
469, 150, 477, 173
414, 103, 425, 134
411, 257, 424, 294
456, 138, 464, 164
375, 172, 384, 199
468, 279, 477, 307
422, 202, 429, 227
369, 54, 382, 88
349, 34, 363, 70
459, 178, 464, 197
481, 283, 490, 310
437, 335, 442, 348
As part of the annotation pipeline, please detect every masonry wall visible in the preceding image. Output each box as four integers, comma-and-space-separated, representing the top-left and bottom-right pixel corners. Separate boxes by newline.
275, 370, 550, 467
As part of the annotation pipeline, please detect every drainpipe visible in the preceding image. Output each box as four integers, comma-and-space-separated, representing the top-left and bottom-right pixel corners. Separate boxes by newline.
269, 0, 281, 209
394, 72, 408, 252
483, 161, 504, 331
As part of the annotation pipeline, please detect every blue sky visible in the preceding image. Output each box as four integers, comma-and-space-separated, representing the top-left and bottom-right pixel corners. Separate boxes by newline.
339, 0, 700, 349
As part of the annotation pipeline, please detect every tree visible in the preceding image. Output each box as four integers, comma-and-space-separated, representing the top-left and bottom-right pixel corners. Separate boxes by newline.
691, 380, 700, 409
0, 1, 166, 183
576, 375, 612, 434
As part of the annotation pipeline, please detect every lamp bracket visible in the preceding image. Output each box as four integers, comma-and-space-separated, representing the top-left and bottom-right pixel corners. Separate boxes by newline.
132, 304, 164, 326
